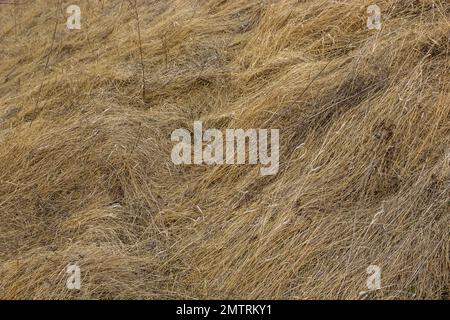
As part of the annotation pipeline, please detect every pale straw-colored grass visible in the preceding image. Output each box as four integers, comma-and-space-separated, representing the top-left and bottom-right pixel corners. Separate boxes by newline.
0, 0, 448, 299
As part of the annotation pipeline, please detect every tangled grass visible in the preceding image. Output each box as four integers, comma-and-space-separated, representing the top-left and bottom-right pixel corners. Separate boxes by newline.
0, 0, 448, 299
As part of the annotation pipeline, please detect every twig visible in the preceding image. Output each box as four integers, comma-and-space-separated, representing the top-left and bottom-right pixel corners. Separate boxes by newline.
130, 0, 146, 101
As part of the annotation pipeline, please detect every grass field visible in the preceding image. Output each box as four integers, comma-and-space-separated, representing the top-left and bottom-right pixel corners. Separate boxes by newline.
0, 0, 448, 299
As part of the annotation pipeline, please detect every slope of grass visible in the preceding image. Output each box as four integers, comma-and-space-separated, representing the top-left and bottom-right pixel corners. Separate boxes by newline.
0, 0, 448, 299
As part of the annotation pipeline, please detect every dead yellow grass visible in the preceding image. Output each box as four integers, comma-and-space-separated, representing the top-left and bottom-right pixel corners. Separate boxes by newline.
0, 0, 449, 299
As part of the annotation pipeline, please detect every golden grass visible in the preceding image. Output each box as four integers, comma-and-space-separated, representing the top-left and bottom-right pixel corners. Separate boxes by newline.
0, 0, 448, 299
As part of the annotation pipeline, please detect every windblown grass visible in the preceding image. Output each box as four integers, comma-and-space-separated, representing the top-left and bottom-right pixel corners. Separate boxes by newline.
0, 0, 448, 299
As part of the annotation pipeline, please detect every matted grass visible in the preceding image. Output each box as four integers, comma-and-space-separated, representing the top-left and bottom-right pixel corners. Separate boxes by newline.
0, 0, 448, 299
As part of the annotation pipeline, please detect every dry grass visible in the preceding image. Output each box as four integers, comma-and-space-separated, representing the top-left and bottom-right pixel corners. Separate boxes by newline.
0, 0, 449, 299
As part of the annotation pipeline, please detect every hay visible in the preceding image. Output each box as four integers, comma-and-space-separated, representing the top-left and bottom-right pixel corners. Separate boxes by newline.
0, 0, 448, 299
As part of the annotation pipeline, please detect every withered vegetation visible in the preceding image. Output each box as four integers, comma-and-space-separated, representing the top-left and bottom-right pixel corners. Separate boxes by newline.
0, 0, 448, 299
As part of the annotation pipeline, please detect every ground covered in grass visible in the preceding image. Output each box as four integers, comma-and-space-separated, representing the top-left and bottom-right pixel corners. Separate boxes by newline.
0, 0, 448, 299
